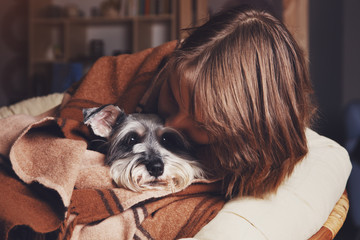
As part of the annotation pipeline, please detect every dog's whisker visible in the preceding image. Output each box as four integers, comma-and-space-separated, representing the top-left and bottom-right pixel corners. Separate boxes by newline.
90, 138, 107, 144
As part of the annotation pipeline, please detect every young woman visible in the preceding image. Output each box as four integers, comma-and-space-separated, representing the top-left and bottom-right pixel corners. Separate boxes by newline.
137, 6, 351, 239
146, 6, 315, 198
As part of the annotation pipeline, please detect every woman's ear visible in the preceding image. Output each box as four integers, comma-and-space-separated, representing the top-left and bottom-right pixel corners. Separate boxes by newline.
83, 104, 126, 138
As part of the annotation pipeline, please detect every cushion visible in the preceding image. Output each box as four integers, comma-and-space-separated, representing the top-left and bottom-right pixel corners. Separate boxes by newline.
0, 93, 63, 118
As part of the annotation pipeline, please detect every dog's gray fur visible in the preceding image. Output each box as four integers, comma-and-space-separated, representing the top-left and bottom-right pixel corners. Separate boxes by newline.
83, 105, 205, 192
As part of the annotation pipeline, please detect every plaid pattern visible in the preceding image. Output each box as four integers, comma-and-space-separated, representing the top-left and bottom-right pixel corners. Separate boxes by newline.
0, 41, 225, 240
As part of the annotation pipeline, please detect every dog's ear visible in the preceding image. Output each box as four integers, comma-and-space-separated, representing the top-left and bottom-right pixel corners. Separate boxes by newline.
83, 105, 126, 138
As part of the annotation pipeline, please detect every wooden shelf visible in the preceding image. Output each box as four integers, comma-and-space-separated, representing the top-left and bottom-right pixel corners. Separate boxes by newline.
27, 0, 208, 97
32, 14, 173, 23
31, 58, 67, 64
28, 0, 178, 96
32, 17, 133, 24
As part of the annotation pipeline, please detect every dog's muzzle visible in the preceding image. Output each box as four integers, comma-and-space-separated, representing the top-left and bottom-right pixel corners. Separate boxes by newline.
140, 157, 165, 178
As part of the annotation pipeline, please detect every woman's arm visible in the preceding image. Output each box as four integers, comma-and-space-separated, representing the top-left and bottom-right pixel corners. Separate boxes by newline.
190, 129, 352, 240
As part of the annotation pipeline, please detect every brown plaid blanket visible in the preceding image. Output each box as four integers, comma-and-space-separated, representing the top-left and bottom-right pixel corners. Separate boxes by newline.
0, 41, 225, 240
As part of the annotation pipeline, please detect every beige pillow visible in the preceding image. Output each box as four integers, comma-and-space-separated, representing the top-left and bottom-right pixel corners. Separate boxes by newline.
0, 93, 63, 118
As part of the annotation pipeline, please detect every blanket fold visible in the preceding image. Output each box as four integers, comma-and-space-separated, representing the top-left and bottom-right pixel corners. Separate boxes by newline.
63, 182, 223, 240
0, 41, 225, 240
59, 40, 177, 140
10, 117, 86, 207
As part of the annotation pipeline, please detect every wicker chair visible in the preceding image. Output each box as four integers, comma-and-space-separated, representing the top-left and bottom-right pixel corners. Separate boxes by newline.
309, 191, 349, 240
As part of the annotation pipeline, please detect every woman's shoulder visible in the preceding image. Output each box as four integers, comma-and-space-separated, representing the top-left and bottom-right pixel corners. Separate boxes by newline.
197, 128, 352, 240
306, 128, 348, 152
305, 128, 351, 175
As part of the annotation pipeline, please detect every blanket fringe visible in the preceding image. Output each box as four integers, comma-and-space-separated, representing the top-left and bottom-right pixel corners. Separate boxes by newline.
58, 207, 79, 240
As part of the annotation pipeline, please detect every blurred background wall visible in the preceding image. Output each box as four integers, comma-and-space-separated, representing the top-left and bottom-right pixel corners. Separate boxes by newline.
0, 0, 28, 106
310, 0, 360, 144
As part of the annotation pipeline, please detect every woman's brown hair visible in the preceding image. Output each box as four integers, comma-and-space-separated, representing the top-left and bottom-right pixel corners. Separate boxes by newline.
161, 6, 316, 199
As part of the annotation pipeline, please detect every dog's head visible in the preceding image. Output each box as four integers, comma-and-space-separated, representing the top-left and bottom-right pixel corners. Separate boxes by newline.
83, 105, 205, 192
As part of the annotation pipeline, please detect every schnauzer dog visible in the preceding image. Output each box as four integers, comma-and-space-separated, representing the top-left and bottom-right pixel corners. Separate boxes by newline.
83, 105, 205, 192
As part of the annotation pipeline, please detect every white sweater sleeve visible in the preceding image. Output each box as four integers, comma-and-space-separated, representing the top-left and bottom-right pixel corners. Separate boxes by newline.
186, 129, 352, 240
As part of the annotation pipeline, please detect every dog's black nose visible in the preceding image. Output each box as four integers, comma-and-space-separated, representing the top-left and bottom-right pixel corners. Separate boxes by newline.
145, 159, 164, 177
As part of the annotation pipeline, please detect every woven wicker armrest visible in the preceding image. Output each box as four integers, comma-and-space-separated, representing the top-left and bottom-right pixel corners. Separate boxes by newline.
309, 191, 349, 240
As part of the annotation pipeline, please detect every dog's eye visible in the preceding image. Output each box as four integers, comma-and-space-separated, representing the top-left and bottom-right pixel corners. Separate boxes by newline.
125, 132, 140, 147
160, 132, 187, 152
